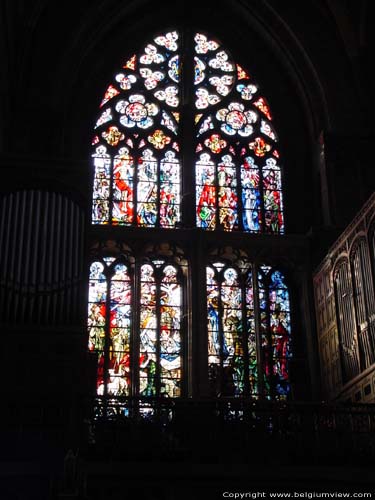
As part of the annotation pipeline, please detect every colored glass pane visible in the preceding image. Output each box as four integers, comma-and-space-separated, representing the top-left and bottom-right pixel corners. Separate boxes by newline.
88, 261, 107, 354
207, 264, 260, 397
269, 270, 291, 397
196, 153, 216, 229
92, 146, 111, 224
258, 266, 291, 399
92, 29, 285, 234
139, 263, 182, 397
107, 263, 132, 396
193, 32, 283, 234
221, 267, 243, 396
245, 271, 258, 395
217, 155, 238, 231
207, 262, 291, 399
160, 151, 181, 228
92, 30, 182, 228
241, 156, 262, 232
263, 158, 284, 234
160, 266, 182, 397
140, 264, 157, 396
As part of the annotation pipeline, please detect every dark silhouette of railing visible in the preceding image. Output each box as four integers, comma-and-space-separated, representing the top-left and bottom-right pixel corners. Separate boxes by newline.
83, 396, 375, 464
2, 395, 375, 465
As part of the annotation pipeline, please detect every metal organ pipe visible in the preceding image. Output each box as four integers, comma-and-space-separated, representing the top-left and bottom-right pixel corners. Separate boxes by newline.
0, 190, 85, 326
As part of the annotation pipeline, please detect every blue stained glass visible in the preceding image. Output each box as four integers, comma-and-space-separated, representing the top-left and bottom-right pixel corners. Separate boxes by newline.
207, 263, 291, 399
207, 265, 247, 396
259, 268, 291, 398
168, 55, 180, 82
194, 57, 206, 85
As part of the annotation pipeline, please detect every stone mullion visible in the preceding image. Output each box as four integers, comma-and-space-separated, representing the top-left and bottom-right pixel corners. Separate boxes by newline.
240, 272, 250, 397
155, 268, 162, 399
180, 28, 196, 229
252, 264, 265, 399
103, 267, 113, 414
131, 260, 141, 413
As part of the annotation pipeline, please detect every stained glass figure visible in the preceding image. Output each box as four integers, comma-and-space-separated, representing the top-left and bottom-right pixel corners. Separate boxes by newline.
92, 31, 182, 227
88, 261, 107, 355
241, 156, 262, 231
89, 29, 291, 407
88, 259, 132, 396
139, 264, 158, 396
92, 146, 111, 224
106, 263, 132, 396
160, 265, 182, 397
262, 158, 284, 233
92, 30, 284, 233
112, 148, 134, 224
245, 270, 258, 395
194, 32, 284, 233
196, 153, 216, 229
140, 263, 182, 397
207, 264, 258, 397
258, 266, 291, 398
88, 258, 183, 400
207, 262, 291, 399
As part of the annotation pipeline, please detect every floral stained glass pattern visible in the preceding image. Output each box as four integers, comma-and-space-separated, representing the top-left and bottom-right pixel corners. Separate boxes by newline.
89, 29, 291, 404
92, 29, 284, 233
194, 32, 284, 233
92, 31, 181, 227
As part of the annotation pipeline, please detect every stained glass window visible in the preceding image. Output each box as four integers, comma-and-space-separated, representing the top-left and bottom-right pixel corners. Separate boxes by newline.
91, 30, 284, 233
89, 29, 292, 406
92, 31, 181, 227
139, 262, 182, 397
207, 262, 291, 399
88, 257, 183, 399
258, 266, 291, 398
194, 33, 283, 233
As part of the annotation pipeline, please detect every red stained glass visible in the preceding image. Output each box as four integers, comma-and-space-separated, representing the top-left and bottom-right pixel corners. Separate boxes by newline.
253, 97, 272, 120
100, 85, 120, 107
123, 54, 136, 70
204, 134, 227, 153
237, 64, 250, 80
249, 137, 272, 157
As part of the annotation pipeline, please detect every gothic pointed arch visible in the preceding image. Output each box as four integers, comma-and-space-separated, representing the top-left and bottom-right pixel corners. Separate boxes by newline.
193, 32, 283, 233
88, 28, 294, 409
91, 31, 181, 227
91, 29, 284, 233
